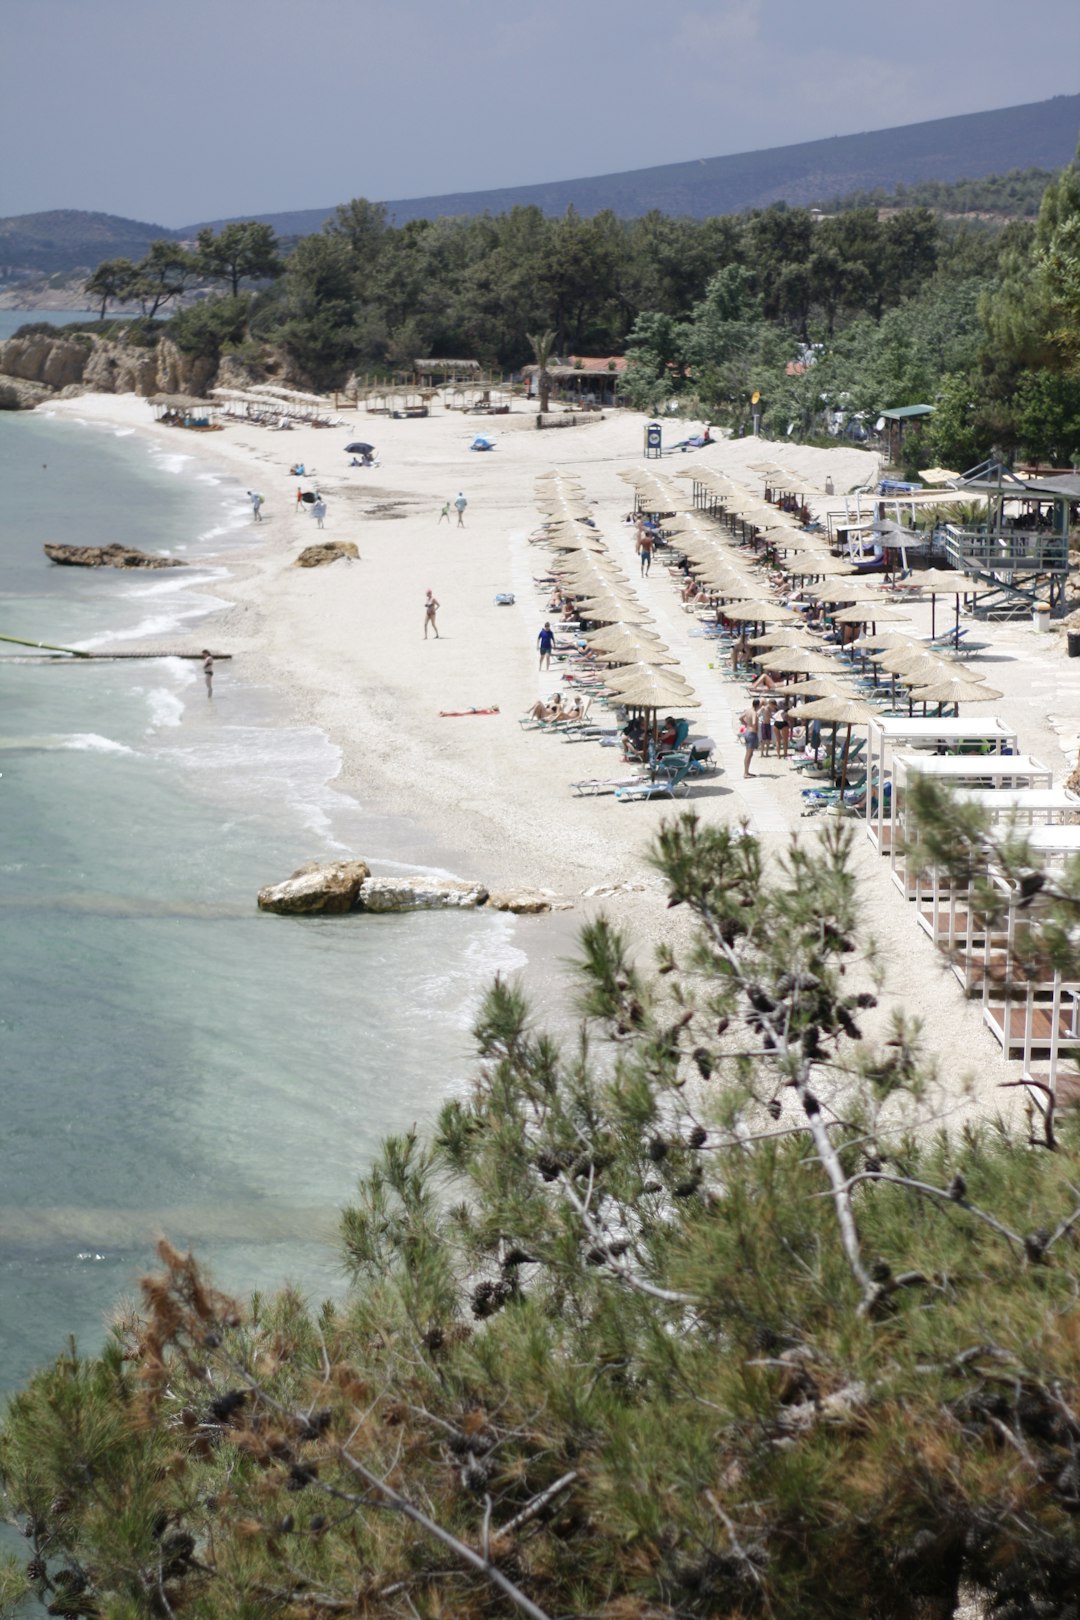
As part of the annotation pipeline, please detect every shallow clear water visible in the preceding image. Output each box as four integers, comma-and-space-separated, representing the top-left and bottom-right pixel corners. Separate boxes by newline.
0, 411, 523, 1393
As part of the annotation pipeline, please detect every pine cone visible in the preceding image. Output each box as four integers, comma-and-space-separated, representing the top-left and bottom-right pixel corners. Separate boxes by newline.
26, 1557, 47, 1583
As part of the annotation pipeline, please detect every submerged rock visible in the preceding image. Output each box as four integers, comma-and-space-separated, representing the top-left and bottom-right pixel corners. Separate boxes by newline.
257, 859, 371, 915
44, 543, 188, 570
294, 541, 360, 568
358, 876, 488, 912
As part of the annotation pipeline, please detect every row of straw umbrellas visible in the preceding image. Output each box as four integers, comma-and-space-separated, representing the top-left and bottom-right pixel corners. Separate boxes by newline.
614, 464, 1002, 792
533, 472, 700, 763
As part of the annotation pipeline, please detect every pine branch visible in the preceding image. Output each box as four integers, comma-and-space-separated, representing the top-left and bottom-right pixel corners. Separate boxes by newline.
334, 1446, 556, 1620
498, 1472, 579, 1537
842, 1170, 1025, 1254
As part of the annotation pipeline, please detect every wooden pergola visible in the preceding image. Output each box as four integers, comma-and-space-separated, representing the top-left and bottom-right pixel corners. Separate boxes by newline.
414, 358, 481, 387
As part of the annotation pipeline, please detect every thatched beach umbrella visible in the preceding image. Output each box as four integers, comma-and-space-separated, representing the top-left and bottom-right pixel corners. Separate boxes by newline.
603, 664, 697, 703
723, 601, 803, 625
789, 693, 877, 789
574, 596, 651, 625
759, 648, 847, 676
763, 678, 847, 700
831, 602, 909, 625
905, 676, 1003, 716
584, 630, 679, 666
601, 663, 700, 773
811, 582, 894, 605
851, 631, 918, 652
747, 628, 821, 649
890, 570, 997, 644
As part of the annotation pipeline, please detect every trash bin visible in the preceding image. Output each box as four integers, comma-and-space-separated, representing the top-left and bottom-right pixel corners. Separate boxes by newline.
1068, 630, 1080, 659
1033, 603, 1051, 633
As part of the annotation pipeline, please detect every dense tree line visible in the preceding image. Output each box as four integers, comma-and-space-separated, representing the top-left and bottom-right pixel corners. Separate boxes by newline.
3, 800, 1080, 1619
818, 166, 1057, 219
83, 149, 1080, 468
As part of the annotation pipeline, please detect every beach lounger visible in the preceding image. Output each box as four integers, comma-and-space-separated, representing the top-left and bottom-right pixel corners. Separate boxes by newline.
614, 762, 693, 803
572, 773, 649, 797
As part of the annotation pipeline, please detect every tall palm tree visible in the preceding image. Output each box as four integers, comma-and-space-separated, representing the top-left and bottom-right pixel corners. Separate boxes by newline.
527, 329, 556, 414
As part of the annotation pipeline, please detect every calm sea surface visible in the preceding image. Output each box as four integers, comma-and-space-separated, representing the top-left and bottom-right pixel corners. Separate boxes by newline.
0, 408, 523, 1396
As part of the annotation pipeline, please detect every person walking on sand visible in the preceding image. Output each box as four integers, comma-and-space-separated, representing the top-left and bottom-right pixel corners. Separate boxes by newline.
201, 648, 214, 699
424, 589, 440, 640
454, 491, 467, 527
636, 521, 655, 577
296, 486, 305, 514
248, 490, 264, 522
537, 620, 556, 671
438, 500, 451, 524
312, 497, 327, 530
740, 698, 761, 778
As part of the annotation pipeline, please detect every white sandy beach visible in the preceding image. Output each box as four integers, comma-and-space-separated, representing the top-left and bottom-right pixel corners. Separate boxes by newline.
39, 390, 1080, 1114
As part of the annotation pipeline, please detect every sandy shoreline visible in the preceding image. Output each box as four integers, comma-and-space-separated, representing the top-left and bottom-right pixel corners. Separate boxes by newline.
37, 390, 1080, 1112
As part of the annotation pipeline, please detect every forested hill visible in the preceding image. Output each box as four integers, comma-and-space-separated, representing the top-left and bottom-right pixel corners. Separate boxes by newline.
0, 210, 177, 274
192, 91, 1080, 235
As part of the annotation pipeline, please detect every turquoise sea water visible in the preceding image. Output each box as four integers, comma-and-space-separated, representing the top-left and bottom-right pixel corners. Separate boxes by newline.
0, 409, 523, 1396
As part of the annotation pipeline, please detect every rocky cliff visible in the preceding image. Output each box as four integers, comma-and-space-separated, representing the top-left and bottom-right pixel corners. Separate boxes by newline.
0, 328, 228, 409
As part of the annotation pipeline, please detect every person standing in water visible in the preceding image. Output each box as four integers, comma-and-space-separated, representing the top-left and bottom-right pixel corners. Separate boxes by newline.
201, 649, 214, 699
424, 589, 440, 639
248, 491, 264, 522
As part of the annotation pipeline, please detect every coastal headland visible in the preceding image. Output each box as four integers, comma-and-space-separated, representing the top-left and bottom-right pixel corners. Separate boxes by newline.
37, 390, 1080, 1114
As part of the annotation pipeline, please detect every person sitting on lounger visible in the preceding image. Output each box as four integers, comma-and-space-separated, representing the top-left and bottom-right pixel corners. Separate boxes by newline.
527, 694, 566, 723
681, 576, 701, 603
750, 668, 780, 692
657, 715, 679, 750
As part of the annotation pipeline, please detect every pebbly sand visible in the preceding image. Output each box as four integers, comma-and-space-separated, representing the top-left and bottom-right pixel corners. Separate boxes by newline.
39, 391, 1080, 1118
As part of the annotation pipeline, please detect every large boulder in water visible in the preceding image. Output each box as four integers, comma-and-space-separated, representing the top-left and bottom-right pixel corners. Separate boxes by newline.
294, 541, 360, 568
44, 543, 187, 569
357, 876, 488, 912
257, 859, 371, 915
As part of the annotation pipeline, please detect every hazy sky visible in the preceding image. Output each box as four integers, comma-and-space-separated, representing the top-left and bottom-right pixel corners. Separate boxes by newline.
3, 0, 1078, 226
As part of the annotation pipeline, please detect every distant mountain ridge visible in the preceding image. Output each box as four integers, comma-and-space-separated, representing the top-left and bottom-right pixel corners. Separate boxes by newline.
189, 93, 1080, 237
2, 93, 1077, 278
0, 210, 175, 275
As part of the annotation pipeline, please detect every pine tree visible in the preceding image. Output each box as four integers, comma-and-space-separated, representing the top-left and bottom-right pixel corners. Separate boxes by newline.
2, 811, 1079, 1620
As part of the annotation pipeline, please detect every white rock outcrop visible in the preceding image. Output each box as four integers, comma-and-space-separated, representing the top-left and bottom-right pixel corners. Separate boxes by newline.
358, 876, 489, 912
257, 859, 371, 915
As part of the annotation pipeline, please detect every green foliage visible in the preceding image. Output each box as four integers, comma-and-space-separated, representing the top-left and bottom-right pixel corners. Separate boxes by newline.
195, 222, 283, 297
167, 295, 252, 362
3, 810, 1079, 1620
820, 167, 1058, 219
83, 256, 139, 320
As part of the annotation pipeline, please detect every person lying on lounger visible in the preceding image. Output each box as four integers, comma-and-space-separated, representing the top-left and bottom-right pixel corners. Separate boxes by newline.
527, 694, 568, 723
